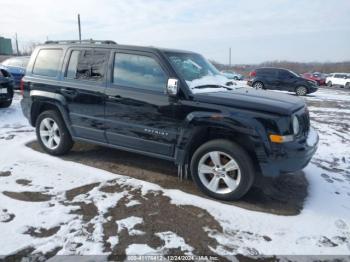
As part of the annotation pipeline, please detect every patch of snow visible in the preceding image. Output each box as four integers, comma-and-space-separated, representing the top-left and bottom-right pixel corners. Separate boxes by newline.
156, 231, 194, 254
125, 200, 141, 207
116, 216, 143, 233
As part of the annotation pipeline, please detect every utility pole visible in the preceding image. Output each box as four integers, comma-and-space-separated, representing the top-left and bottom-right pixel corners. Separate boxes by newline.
15, 33, 19, 56
78, 14, 82, 42
229, 47, 232, 67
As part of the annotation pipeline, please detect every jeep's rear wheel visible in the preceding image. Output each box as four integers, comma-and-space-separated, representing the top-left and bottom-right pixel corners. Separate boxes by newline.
36, 110, 73, 155
296, 86, 307, 96
327, 81, 332, 87
190, 139, 255, 201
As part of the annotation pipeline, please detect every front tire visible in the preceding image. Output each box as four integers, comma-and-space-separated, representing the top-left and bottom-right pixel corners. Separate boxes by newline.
190, 139, 255, 201
35, 110, 73, 156
296, 86, 308, 96
0, 100, 12, 108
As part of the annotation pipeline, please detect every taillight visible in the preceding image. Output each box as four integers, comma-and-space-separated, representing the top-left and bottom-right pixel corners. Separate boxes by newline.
249, 71, 257, 78
20, 79, 24, 96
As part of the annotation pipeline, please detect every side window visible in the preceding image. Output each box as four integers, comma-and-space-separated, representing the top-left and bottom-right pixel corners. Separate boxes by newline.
66, 49, 109, 81
278, 70, 292, 79
113, 53, 167, 92
33, 49, 63, 77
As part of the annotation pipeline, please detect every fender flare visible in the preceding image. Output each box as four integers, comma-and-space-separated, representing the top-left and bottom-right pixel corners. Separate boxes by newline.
29, 91, 75, 137
174, 111, 269, 166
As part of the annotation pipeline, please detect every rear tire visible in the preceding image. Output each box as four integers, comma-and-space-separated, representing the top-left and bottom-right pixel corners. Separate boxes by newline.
327, 81, 332, 87
296, 86, 308, 96
346, 83, 350, 89
35, 110, 74, 156
0, 100, 12, 108
190, 139, 255, 201
253, 81, 264, 90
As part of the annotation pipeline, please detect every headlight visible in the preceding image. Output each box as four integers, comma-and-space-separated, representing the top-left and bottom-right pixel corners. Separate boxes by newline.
293, 116, 300, 135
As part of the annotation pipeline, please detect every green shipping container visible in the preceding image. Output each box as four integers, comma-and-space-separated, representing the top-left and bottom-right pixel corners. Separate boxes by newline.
0, 37, 13, 55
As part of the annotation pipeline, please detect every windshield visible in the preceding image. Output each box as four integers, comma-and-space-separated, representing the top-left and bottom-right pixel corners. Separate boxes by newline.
165, 52, 237, 93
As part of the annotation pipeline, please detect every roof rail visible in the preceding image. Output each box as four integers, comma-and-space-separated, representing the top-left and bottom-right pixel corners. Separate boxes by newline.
44, 39, 117, 45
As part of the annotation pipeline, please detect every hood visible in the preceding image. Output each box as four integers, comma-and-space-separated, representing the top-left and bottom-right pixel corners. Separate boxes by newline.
193, 88, 305, 115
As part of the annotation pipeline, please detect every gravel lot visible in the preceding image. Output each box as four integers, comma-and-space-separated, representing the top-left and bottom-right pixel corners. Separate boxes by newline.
0, 87, 349, 259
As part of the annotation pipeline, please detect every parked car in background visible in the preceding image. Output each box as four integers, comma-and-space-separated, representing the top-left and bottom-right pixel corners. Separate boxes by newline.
20, 40, 318, 201
0, 67, 14, 108
326, 73, 350, 88
302, 72, 326, 86
221, 70, 244, 80
248, 67, 318, 96
0, 56, 30, 88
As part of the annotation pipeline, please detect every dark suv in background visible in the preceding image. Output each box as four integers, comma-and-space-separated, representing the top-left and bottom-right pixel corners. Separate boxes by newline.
248, 67, 318, 96
20, 40, 318, 201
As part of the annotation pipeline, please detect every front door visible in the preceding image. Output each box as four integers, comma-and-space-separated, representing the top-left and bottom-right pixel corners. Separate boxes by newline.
104, 51, 180, 158
60, 48, 109, 142
277, 69, 297, 91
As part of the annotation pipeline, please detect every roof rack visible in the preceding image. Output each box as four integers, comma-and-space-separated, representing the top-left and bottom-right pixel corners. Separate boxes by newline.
44, 39, 117, 45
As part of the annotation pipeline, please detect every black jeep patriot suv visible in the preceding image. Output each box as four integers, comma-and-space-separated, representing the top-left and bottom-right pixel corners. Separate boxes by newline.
21, 40, 319, 200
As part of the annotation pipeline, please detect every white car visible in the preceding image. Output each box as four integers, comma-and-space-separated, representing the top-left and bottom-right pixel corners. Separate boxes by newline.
326, 73, 350, 88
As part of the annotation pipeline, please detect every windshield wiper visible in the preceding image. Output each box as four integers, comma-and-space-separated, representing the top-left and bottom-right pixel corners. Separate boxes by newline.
192, 84, 234, 90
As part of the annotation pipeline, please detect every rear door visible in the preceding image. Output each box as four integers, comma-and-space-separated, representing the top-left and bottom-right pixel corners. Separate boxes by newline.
60, 48, 110, 142
104, 50, 180, 158
258, 69, 278, 89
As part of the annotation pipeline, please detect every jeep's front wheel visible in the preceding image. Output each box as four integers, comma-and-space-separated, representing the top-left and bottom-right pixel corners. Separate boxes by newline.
36, 110, 73, 155
190, 139, 255, 201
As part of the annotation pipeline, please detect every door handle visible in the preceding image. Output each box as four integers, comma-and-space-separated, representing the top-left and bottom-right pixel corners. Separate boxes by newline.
108, 95, 122, 101
61, 88, 77, 97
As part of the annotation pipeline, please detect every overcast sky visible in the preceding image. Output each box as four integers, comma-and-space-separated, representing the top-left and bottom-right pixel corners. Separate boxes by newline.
1, 0, 349, 64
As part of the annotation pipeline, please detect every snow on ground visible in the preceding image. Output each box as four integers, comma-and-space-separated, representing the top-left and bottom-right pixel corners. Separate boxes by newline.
0, 90, 349, 258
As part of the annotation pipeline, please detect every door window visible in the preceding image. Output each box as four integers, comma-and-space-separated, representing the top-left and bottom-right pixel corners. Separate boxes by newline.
113, 53, 167, 92
66, 49, 109, 81
278, 70, 293, 79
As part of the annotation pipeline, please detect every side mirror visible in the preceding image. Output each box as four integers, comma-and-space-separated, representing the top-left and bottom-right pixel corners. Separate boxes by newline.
166, 78, 179, 97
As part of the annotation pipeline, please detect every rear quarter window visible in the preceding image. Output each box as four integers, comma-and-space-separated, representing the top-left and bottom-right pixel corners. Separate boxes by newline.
33, 49, 63, 77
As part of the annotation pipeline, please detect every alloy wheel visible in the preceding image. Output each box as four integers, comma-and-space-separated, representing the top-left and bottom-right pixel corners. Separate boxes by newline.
253, 82, 263, 89
197, 151, 241, 194
39, 117, 61, 150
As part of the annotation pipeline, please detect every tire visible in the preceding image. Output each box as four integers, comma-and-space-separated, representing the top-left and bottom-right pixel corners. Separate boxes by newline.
190, 139, 255, 201
346, 83, 350, 89
295, 86, 308, 96
35, 110, 74, 156
253, 81, 264, 89
327, 81, 332, 87
0, 99, 12, 108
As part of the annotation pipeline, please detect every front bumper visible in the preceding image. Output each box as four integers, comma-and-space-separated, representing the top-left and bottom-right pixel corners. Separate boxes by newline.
308, 86, 318, 94
259, 127, 319, 177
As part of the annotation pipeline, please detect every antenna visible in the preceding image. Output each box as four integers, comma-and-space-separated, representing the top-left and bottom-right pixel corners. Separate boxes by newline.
78, 14, 82, 42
